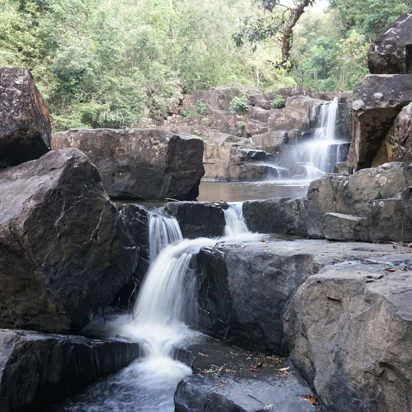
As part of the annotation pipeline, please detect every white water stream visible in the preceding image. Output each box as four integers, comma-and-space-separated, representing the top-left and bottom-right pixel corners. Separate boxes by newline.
263, 97, 348, 181
68, 204, 258, 411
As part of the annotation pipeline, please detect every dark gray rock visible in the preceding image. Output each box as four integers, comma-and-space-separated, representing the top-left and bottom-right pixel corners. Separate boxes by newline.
248, 106, 272, 123
51, 128, 205, 201
0, 149, 138, 333
372, 102, 412, 166
368, 11, 412, 74
243, 198, 306, 236
111, 203, 151, 310
175, 337, 318, 412
284, 261, 412, 412
0, 329, 141, 412
347, 74, 412, 171
0, 68, 51, 166
323, 213, 369, 241
305, 162, 412, 240
269, 96, 323, 133
165, 201, 227, 239
196, 240, 411, 354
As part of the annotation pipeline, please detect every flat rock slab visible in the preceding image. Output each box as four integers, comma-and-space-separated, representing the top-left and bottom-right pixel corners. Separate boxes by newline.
0, 68, 51, 166
197, 239, 412, 354
51, 128, 204, 200
175, 337, 319, 412
0, 329, 141, 412
0, 149, 138, 333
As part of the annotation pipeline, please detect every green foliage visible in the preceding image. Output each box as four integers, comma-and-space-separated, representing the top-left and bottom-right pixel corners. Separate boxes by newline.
196, 99, 207, 115
329, 0, 410, 40
1, 0, 410, 130
229, 95, 249, 113
272, 94, 285, 108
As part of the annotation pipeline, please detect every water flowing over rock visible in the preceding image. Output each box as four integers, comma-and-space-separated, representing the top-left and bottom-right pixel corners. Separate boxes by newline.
347, 74, 412, 171
51, 128, 204, 200
368, 11, 412, 75
0, 148, 138, 333
284, 262, 412, 412
0, 68, 51, 167
0, 329, 141, 412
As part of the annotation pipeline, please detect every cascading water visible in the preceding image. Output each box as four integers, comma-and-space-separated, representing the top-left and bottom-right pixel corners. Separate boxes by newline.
61, 204, 257, 411
264, 97, 349, 182
148, 210, 182, 262
224, 202, 250, 237
296, 97, 339, 179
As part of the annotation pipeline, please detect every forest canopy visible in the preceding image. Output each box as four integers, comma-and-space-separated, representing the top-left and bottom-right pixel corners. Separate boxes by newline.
0, 0, 410, 130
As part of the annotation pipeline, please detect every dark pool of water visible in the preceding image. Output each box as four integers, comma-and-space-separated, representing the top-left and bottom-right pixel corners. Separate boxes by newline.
198, 181, 309, 202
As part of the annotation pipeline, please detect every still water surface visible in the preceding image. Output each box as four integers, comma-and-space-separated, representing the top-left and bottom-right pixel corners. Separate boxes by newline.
198, 180, 309, 202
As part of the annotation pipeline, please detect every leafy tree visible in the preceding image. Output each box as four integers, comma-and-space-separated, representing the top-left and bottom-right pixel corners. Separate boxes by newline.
233, 0, 315, 69
329, 0, 410, 40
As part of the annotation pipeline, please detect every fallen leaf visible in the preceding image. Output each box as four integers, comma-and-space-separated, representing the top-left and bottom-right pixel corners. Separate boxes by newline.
299, 394, 319, 405
259, 239, 266, 242
247, 367, 259, 373
386, 268, 400, 272
220, 379, 227, 385
277, 366, 290, 372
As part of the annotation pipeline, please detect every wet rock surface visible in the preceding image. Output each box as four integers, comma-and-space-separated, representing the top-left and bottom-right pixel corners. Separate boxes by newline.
175, 336, 319, 412
165, 201, 227, 238
111, 203, 151, 310
0, 149, 138, 333
196, 239, 411, 354
0, 68, 51, 166
0, 329, 141, 412
51, 128, 205, 200
368, 11, 412, 75
243, 198, 306, 236
347, 74, 412, 171
284, 258, 412, 412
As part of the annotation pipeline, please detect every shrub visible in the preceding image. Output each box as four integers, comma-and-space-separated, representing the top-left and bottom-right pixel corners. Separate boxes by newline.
272, 94, 285, 108
229, 95, 249, 113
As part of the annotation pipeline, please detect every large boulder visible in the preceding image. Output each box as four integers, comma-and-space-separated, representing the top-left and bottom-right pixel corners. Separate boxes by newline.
284, 260, 412, 412
0, 329, 141, 412
372, 102, 412, 165
305, 162, 412, 241
165, 201, 227, 238
0, 68, 51, 167
51, 128, 204, 200
0, 148, 138, 333
368, 11, 412, 74
347, 74, 412, 171
242, 198, 306, 236
268, 96, 324, 133
110, 203, 150, 310
196, 239, 410, 354
175, 337, 317, 412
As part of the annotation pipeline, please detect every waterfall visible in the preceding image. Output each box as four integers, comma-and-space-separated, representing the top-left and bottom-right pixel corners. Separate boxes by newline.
263, 97, 349, 182
224, 203, 250, 237
65, 204, 259, 410
148, 210, 182, 262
